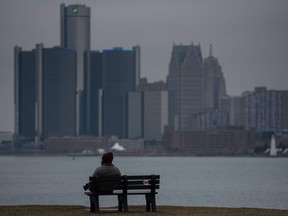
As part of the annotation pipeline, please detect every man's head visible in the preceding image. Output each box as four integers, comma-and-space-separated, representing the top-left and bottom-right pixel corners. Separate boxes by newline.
102, 152, 113, 164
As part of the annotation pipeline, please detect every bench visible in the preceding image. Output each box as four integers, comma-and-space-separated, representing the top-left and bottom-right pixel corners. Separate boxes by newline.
84, 174, 160, 213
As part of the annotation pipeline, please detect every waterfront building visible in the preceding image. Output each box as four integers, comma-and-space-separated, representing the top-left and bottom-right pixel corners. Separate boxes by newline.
102, 47, 139, 138
164, 128, 256, 155
167, 43, 204, 130
14, 45, 77, 141
220, 95, 245, 127
128, 79, 168, 143
203, 45, 226, 110
143, 91, 168, 142
192, 110, 229, 130
60, 4, 91, 135
244, 87, 288, 135
127, 91, 143, 139
42, 46, 76, 139
128, 90, 168, 145
45, 137, 107, 154
14, 47, 36, 141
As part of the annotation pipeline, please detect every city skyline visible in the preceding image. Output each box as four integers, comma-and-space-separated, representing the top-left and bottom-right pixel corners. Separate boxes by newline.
1, 0, 288, 132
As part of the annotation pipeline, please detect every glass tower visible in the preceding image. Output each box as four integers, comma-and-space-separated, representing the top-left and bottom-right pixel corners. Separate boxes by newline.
60, 4, 91, 135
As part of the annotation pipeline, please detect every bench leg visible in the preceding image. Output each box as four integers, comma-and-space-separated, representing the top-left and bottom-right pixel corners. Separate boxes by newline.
151, 195, 156, 212
145, 194, 151, 211
117, 195, 128, 212
145, 194, 157, 212
90, 195, 100, 213
123, 195, 128, 212
117, 195, 123, 212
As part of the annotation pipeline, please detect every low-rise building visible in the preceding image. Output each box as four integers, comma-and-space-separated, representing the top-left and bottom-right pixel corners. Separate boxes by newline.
244, 87, 288, 135
164, 127, 256, 155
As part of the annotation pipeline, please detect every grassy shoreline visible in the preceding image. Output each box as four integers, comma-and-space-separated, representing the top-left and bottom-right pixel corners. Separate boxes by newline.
0, 205, 287, 216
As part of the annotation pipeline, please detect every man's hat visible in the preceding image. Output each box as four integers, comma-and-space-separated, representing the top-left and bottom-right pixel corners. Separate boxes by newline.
102, 152, 113, 164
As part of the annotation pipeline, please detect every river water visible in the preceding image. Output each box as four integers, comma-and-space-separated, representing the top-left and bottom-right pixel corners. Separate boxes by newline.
0, 156, 287, 209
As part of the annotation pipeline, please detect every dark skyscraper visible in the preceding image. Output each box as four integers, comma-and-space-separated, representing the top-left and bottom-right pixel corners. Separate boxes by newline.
14, 47, 36, 141
102, 47, 139, 138
14, 45, 77, 141
15, 4, 142, 142
60, 4, 91, 136
42, 47, 76, 139
167, 43, 203, 130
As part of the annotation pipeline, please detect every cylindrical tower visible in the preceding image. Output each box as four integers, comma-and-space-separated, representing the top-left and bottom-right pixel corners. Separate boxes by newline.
60, 4, 91, 136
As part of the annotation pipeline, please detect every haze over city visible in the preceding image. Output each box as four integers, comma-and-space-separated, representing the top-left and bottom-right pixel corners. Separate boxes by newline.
1, 0, 288, 132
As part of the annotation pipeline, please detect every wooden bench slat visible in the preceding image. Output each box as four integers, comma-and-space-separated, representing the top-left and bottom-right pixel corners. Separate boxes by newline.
125, 175, 160, 180
86, 191, 159, 196
126, 185, 160, 190
93, 185, 159, 190
126, 179, 160, 185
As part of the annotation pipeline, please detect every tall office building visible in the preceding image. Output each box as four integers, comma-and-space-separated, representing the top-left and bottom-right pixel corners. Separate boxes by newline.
102, 47, 139, 138
60, 4, 91, 135
42, 47, 77, 139
143, 91, 168, 142
167, 43, 204, 130
14, 47, 36, 141
127, 91, 143, 139
14, 44, 77, 141
203, 45, 226, 110
128, 82, 168, 142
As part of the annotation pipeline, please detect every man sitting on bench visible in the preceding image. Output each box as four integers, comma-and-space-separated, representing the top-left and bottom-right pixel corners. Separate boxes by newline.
83, 152, 121, 191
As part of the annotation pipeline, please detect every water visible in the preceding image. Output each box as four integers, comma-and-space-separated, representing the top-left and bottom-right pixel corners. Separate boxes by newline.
0, 156, 287, 210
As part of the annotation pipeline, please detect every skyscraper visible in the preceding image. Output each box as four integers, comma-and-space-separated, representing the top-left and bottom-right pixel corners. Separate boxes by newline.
167, 43, 204, 130
143, 91, 168, 142
203, 45, 226, 110
127, 91, 143, 139
102, 47, 139, 138
60, 4, 91, 135
127, 82, 168, 142
14, 47, 36, 141
14, 44, 77, 141
42, 47, 77, 139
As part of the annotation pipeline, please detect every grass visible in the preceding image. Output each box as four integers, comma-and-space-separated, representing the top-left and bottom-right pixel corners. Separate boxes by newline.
0, 205, 287, 216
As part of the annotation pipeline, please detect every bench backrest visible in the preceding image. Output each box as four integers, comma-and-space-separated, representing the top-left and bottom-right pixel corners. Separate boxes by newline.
89, 174, 160, 194
89, 175, 122, 193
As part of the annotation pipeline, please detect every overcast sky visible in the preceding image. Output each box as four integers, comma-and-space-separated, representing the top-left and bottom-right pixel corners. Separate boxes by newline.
0, 0, 288, 132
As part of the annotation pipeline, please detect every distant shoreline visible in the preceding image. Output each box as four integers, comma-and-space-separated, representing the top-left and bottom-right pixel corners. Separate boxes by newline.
0, 150, 288, 158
